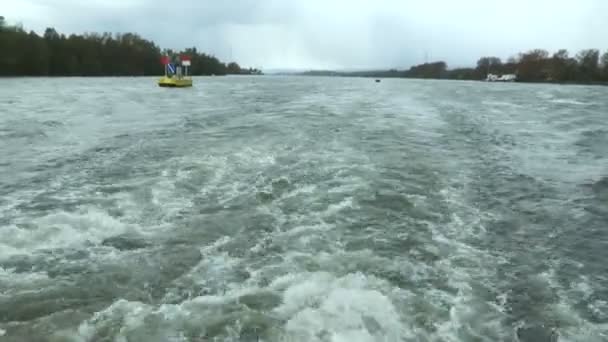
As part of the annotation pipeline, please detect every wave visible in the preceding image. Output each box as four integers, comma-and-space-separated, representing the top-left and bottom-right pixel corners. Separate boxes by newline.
0, 207, 136, 259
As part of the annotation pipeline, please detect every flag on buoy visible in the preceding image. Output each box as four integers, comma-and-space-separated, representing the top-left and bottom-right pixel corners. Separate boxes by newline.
167, 63, 176, 74
181, 55, 191, 66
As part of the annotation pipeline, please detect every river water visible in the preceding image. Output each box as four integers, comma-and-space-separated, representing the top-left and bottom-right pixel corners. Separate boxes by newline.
0, 76, 607, 341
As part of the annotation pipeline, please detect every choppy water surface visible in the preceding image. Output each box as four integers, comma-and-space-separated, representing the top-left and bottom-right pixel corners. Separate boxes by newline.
1, 76, 607, 342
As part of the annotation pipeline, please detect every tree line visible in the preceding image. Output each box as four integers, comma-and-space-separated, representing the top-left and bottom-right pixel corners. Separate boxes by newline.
0, 17, 261, 76
303, 49, 608, 84
449, 49, 608, 83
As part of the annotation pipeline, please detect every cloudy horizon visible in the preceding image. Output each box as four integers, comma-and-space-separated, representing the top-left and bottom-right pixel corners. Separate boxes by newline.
4, 0, 607, 70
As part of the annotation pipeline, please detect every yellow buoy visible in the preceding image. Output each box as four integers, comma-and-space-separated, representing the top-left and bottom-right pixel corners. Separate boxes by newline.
159, 55, 193, 88
158, 76, 192, 87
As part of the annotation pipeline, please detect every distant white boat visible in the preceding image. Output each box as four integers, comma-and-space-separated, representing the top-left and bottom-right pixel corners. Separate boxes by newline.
486, 73, 517, 82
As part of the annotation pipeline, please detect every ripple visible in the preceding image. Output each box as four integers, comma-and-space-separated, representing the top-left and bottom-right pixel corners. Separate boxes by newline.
1, 77, 607, 341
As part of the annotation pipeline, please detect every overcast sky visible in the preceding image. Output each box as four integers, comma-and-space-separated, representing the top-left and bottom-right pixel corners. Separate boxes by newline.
4, 0, 607, 70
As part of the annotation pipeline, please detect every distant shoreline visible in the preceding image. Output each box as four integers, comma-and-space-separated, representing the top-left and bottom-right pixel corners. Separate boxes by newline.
0, 20, 262, 77
0, 74, 263, 78
294, 72, 608, 87
296, 49, 608, 87
1, 74, 605, 87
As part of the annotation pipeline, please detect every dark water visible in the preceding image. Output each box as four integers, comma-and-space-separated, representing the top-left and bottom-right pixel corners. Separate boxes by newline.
0, 76, 607, 341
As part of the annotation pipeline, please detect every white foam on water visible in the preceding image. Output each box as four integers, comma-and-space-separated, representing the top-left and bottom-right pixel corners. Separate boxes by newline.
0, 328, 5, 337
85, 245, 415, 339
274, 272, 411, 342
216, 181, 251, 207
69, 299, 155, 341
570, 276, 594, 300
588, 300, 608, 322
438, 188, 493, 239
0, 266, 49, 290
200, 235, 233, 254
195, 155, 229, 195
482, 100, 523, 108
256, 205, 289, 229
155, 155, 237, 212
550, 98, 590, 106
54, 211, 505, 342
0, 207, 136, 259
161, 236, 241, 302
323, 197, 355, 217
234, 147, 277, 168
280, 184, 317, 200
67, 279, 279, 341
273, 272, 335, 316
178, 251, 240, 290
186, 150, 282, 208
245, 175, 507, 341
282, 222, 333, 237
434, 288, 509, 342
426, 187, 513, 341
249, 156, 510, 340
543, 270, 608, 341
197, 252, 240, 281
0, 188, 46, 220
537, 90, 556, 100
149, 176, 192, 221
550, 301, 608, 342
67, 298, 212, 341
326, 176, 368, 194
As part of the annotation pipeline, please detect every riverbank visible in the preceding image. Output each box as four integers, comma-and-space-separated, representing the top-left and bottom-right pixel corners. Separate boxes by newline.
298, 70, 608, 86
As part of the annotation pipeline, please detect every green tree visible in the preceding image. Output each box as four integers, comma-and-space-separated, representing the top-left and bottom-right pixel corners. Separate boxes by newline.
601, 51, 608, 81
43, 27, 59, 40
507, 56, 519, 64
0, 38, 17, 75
446, 67, 478, 80
404, 61, 447, 79
576, 49, 600, 81
19, 31, 50, 75
227, 62, 241, 74
517, 49, 550, 82
0, 21, 243, 77
477, 57, 502, 75
44, 28, 68, 75
549, 49, 576, 82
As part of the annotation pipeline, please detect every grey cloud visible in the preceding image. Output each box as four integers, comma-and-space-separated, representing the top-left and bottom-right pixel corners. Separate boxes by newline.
4, 0, 607, 70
